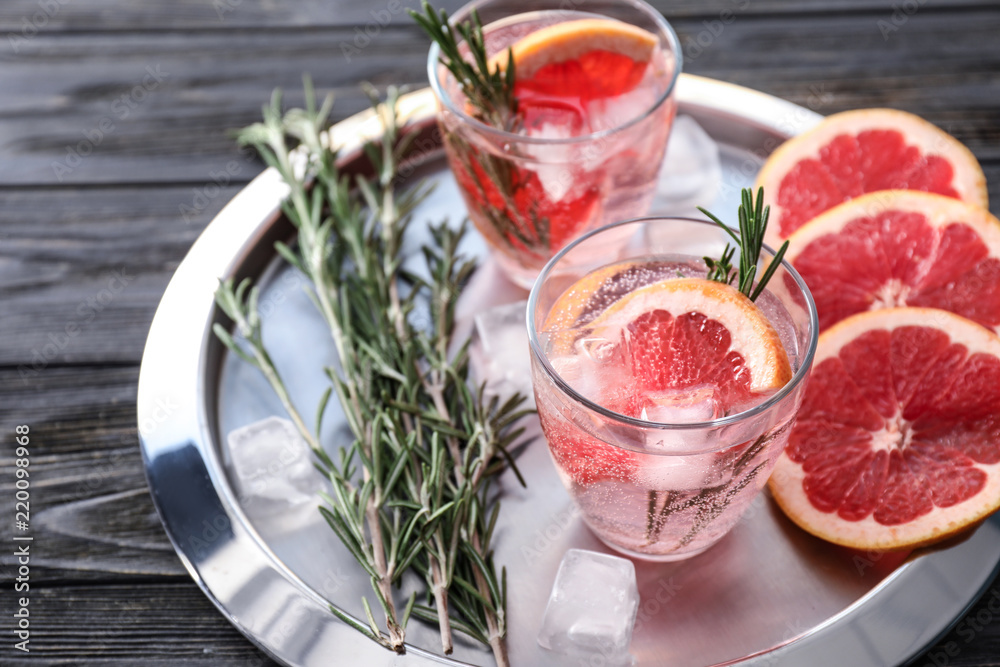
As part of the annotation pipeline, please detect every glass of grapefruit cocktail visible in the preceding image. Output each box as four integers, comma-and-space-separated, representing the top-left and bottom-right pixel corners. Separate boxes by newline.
528, 217, 819, 560
427, 0, 681, 288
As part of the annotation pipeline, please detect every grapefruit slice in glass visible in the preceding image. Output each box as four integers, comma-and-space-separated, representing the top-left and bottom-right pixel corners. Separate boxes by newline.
768, 307, 1000, 550
489, 18, 659, 102
541, 276, 792, 484
756, 109, 988, 244
785, 190, 1000, 334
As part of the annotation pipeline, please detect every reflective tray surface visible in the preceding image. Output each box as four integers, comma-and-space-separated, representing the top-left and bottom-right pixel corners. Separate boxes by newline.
138, 75, 1000, 667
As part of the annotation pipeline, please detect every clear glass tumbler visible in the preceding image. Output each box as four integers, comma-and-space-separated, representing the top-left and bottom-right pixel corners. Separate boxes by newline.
427, 0, 682, 288
528, 217, 819, 560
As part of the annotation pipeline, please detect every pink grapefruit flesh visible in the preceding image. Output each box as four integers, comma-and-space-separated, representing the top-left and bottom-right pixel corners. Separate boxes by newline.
769, 307, 1000, 550
785, 190, 1000, 334
756, 108, 988, 245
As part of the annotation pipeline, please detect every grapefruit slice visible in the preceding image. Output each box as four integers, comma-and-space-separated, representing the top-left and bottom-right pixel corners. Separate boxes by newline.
541, 276, 792, 485
756, 109, 988, 244
489, 18, 658, 101
786, 191, 1000, 334
578, 278, 792, 403
769, 307, 1000, 550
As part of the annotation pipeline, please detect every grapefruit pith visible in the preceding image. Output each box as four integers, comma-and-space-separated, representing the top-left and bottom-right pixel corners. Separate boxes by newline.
756, 109, 988, 245
768, 307, 1000, 551
785, 190, 1000, 334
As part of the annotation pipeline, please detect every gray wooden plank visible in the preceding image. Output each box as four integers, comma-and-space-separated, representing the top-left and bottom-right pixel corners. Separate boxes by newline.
0, 185, 241, 367
0, 365, 187, 580
1, 10, 998, 186
0, 0, 994, 32
0, 583, 279, 666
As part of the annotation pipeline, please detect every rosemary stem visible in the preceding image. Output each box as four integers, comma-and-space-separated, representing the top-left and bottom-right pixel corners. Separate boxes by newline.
430, 558, 454, 654
256, 354, 321, 454
365, 492, 404, 651
471, 532, 508, 667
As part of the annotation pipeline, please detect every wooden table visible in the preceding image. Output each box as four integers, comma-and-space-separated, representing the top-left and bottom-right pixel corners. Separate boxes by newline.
2, 0, 999, 664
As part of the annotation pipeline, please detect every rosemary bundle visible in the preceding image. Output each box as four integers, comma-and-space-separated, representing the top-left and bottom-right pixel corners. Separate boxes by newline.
214, 80, 529, 666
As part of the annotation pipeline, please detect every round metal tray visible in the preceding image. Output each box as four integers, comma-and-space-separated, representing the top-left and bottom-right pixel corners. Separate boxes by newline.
138, 74, 1000, 667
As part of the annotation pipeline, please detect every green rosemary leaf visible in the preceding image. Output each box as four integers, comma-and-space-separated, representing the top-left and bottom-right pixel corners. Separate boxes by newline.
329, 605, 380, 642
700, 187, 782, 301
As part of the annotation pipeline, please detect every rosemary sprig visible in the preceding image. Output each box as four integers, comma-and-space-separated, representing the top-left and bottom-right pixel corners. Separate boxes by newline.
410, 0, 519, 131
214, 79, 529, 664
699, 187, 789, 301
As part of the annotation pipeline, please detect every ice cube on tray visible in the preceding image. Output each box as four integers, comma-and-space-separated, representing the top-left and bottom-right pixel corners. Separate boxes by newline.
470, 300, 534, 405
651, 114, 722, 216
538, 548, 639, 664
227, 416, 321, 511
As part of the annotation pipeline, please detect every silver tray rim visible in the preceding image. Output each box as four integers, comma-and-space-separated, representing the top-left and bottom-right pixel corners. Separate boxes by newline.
137, 74, 1000, 667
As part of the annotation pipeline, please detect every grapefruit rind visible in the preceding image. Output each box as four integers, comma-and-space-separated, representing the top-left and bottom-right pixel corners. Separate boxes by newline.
783, 190, 1000, 334
488, 18, 658, 79
547, 277, 792, 392
756, 108, 989, 246
785, 190, 1000, 253
768, 307, 1000, 551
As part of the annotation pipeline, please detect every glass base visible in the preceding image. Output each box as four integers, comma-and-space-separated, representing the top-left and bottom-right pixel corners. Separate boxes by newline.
493, 250, 543, 290
597, 533, 723, 563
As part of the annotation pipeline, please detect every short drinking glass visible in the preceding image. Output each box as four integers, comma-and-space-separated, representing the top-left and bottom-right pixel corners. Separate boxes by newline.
528, 217, 819, 560
428, 0, 682, 287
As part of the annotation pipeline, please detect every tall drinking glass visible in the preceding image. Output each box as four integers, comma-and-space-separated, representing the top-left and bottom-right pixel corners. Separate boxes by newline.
528, 217, 819, 560
428, 0, 682, 288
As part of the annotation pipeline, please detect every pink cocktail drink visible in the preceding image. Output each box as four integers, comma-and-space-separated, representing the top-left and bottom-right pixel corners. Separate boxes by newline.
528, 218, 818, 560
428, 0, 681, 287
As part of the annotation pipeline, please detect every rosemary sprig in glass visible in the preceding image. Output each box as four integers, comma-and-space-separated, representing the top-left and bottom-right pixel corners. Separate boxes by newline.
410, 0, 518, 131
699, 187, 789, 302
410, 2, 559, 260
214, 80, 529, 665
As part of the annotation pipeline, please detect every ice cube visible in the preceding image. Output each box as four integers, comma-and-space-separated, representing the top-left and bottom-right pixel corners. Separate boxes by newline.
228, 416, 322, 512
470, 300, 534, 405
538, 548, 639, 664
639, 385, 722, 425
585, 86, 658, 134
545, 335, 622, 406
650, 115, 722, 216
634, 387, 722, 488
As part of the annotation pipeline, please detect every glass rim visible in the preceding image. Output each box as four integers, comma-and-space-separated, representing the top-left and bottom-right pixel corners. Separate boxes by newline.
526, 215, 820, 433
426, 0, 683, 146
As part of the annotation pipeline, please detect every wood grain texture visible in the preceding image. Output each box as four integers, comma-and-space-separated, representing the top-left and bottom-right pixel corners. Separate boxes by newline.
0, 186, 240, 366
0, 0, 994, 31
3, 0, 1000, 665
1, 9, 998, 185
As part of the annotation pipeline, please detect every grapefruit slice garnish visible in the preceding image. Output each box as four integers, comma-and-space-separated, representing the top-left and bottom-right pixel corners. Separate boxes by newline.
768, 307, 1000, 551
576, 278, 792, 399
756, 109, 988, 245
489, 18, 659, 101
540, 276, 792, 485
785, 191, 1000, 334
